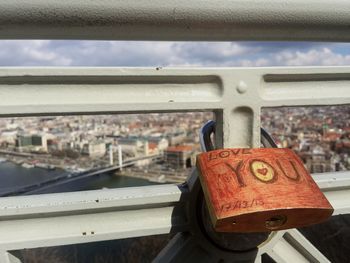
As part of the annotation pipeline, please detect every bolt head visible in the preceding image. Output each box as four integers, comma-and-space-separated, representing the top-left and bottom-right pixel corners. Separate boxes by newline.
237, 81, 248, 94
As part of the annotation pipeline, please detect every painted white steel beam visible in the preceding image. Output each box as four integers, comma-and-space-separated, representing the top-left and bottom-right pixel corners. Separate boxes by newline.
0, 67, 349, 260
314, 171, 350, 216
1, 0, 350, 42
313, 171, 350, 191
1, 67, 350, 149
0, 185, 188, 250
0, 206, 178, 251
0, 171, 349, 252
0, 184, 185, 217
258, 230, 330, 263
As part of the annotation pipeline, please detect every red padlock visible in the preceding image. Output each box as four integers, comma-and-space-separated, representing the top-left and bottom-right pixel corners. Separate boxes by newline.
196, 148, 333, 232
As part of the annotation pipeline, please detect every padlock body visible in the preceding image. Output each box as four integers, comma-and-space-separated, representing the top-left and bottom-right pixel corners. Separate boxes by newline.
196, 148, 333, 232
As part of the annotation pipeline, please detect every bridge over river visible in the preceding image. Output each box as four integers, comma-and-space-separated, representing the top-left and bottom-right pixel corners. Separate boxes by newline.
0, 154, 161, 197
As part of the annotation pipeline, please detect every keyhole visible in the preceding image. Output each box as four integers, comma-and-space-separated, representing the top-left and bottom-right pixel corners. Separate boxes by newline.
265, 215, 287, 229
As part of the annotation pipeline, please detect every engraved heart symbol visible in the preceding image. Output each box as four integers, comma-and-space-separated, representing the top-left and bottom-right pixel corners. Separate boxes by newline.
257, 168, 268, 176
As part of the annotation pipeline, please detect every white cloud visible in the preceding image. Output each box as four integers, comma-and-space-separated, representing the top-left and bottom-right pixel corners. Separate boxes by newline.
0, 40, 72, 66
0, 40, 348, 67
275, 48, 350, 66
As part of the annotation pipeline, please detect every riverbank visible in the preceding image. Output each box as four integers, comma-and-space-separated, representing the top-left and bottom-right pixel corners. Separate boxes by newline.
0, 161, 158, 196
116, 168, 187, 184
0, 150, 99, 174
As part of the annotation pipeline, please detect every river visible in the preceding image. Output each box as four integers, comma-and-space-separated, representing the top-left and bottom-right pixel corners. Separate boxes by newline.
0, 161, 157, 196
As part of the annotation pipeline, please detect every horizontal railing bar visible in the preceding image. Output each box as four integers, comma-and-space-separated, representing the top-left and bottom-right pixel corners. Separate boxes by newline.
0, 184, 187, 218
261, 69, 350, 106
0, 184, 189, 250
324, 188, 350, 216
260, 86, 350, 106
0, 68, 226, 116
1, 0, 350, 41
313, 171, 350, 191
0, 206, 187, 250
0, 67, 349, 117
313, 171, 350, 216
0, 171, 345, 218
0, 171, 346, 217
0, 171, 349, 250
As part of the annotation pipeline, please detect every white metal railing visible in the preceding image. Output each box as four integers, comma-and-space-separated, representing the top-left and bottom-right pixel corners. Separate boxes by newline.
0, 184, 188, 250
1, 1, 350, 262
0, 67, 349, 262
1, 0, 350, 42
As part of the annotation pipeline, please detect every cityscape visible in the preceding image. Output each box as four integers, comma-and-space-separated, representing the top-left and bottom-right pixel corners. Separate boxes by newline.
0, 112, 212, 190
262, 105, 350, 173
0, 106, 349, 193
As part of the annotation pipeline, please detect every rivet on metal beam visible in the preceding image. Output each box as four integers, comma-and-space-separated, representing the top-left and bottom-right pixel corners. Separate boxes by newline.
236, 81, 248, 94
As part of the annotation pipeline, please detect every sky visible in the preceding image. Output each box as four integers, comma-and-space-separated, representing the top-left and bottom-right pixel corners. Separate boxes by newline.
0, 40, 350, 67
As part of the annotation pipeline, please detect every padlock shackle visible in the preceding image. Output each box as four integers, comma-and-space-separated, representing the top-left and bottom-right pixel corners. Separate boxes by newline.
200, 121, 278, 151
261, 127, 278, 148
199, 120, 216, 152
